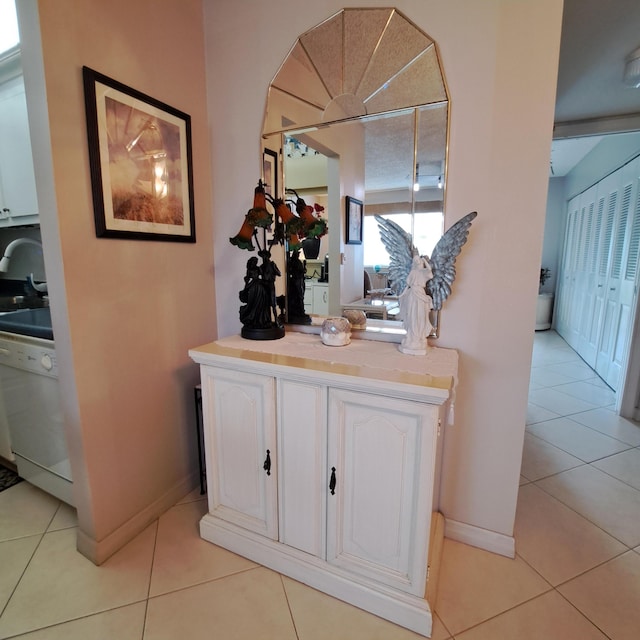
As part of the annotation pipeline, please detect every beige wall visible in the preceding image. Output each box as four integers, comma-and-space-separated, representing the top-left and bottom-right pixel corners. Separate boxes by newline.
18, 0, 216, 562
204, 0, 563, 550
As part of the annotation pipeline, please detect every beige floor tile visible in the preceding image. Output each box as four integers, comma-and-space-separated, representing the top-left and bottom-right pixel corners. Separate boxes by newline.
570, 408, 640, 446
529, 368, 576, 388
553, 380, 616, 406
527, 417, 630, 462
0, 535, 40, 611
520, 432, 583, 481
558, 551, 640, 640
528, 379, 545, 391
144, 567, 296, 640
514, 484, 626, 585
0, 483, 60, 542
526, 403, 559, 426
544, 361, 601, 381
0, 524, 155, 638
537, 465, 640, 547
529, 388, 599, 417
149, 499, 257, 597
455, 590, 608, 640
593, 447, 640, 490
434, 539, 550, 635
281, 575, 449, 640
47, 502, 78, 532
5, 603, 146, 640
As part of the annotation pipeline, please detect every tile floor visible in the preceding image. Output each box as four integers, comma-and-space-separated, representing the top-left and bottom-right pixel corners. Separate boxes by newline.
1, 330, 639, 639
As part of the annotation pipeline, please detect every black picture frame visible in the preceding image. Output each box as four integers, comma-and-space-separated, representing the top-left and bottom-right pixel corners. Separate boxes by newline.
82, 66, 196, 242
345, 196, 363, 245
262, 148, 278, 198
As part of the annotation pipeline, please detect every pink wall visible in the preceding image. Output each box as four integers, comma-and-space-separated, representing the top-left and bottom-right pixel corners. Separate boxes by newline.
204, 0, 563, 553
19, 0, 216, 562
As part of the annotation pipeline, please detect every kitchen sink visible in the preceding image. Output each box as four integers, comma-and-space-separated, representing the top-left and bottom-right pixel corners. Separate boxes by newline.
0, 295, 49, 314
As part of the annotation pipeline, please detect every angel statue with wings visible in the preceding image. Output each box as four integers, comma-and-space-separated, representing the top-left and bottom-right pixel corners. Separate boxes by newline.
376, 211, 477, 355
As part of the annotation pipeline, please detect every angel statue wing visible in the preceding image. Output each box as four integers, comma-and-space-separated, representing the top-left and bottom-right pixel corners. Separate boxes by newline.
426, 211, 477, 310
374, 215, 416, 294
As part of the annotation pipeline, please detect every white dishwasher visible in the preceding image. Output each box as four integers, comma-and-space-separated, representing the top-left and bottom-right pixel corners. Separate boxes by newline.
0, 332, 73, 505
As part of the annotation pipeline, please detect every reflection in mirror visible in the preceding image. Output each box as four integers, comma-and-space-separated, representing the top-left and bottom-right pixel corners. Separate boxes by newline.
262, 7, 448, 336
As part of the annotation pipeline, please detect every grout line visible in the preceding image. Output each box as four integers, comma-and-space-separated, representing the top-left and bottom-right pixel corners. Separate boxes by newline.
140, 518, 159, 640
0, 601, 149, 640
279, 573, 301, 640
530, 475, 637, 550
554, 588, 615, 640
0, 531, 46, 621
145, 564, 262, 602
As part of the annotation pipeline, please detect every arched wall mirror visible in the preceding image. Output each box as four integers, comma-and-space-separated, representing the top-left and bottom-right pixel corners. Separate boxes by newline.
262, 7, 449, 334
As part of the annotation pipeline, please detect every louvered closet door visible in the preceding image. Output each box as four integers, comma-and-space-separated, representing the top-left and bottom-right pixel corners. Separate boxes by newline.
577, 186, 603, 367
573, 187, 597, 355
596, 159, 640, 390
596, 157, 640, 390
556, 199, 580, 343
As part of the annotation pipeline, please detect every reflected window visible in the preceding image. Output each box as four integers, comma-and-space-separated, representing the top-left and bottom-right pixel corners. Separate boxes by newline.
0, 0, 19, 56
363, 211, 442, 267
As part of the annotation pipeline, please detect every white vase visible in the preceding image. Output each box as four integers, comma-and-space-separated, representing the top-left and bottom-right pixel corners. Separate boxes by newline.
535, 293, 554, 331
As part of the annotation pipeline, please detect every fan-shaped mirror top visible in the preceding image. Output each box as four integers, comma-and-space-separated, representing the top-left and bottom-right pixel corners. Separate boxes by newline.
264, 8, 447, 135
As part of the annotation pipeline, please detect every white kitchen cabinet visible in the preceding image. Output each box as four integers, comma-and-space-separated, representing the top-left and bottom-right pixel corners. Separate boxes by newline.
312, 282, 328, 315
302, 280, 329, 315
189, 333, 457, 637
0, 74, 39, 226
303, 284, 313, 315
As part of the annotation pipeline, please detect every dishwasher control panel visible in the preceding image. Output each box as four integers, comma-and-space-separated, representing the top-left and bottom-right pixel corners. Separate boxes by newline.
0, 335, 57, 377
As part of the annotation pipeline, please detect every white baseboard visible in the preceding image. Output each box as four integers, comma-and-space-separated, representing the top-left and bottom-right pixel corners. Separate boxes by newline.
444, 518, 515, 558
77, 472, 198, 565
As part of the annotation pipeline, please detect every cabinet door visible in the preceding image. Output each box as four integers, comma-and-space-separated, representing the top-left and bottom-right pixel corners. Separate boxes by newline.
200, 366, 278, 539
312, 284, 329, 315
0, 76, 38, 222
327, 388, 438, 596
278, 378, 327, 557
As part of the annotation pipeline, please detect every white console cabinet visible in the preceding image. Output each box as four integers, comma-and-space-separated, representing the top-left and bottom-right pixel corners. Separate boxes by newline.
189, 333, 458, 637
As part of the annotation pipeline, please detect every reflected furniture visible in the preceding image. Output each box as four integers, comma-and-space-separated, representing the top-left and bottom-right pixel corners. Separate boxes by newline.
189, 333, 458, 637
342, 296, 399, 320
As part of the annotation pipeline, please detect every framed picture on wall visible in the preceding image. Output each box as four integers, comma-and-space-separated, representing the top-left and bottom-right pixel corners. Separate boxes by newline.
82, 66, 196, 242
345, 196, 363, 245
262, 148, 278, 198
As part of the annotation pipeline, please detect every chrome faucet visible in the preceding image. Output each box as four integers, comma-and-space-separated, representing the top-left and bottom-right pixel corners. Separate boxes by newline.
0, 238, 47, 292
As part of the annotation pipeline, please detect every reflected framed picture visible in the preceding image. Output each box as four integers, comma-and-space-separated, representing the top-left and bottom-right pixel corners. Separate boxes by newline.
345, 196, 363, 245
82, 66, 196, 242
262, 148, 278, 198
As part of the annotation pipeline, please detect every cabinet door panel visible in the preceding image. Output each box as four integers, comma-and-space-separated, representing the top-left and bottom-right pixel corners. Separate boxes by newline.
327, 389, 438, 595
201, 366, 277, 539
0, 76, 38, 221
278, 378, 327, 557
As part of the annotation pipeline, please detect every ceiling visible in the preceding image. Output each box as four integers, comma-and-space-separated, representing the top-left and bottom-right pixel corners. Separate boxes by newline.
289, 2, 640, 188
550, 0, 640, 175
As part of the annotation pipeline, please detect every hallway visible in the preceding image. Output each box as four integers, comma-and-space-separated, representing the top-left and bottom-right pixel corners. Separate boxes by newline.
0, 330, 639, 639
